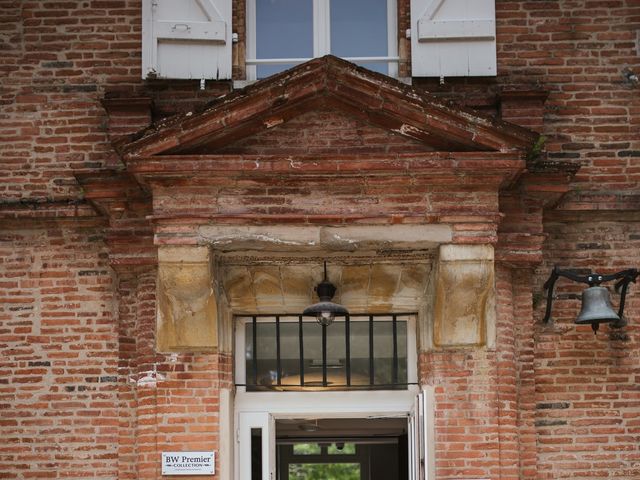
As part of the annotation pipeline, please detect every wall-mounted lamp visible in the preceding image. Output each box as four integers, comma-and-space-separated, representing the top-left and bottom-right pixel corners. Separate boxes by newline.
302, 262, 349, 327
543, 267, 638, 333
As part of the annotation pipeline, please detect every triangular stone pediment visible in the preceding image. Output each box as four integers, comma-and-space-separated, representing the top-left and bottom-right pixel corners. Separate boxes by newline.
117, 56, 538, 161
215, 105, 436, 156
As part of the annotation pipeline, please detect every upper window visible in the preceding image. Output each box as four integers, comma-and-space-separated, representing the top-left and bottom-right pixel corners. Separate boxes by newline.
246, 0, 398, 79
141, 0, 496, 81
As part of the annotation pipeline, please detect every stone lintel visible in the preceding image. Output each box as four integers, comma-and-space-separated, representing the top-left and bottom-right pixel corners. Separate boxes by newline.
157, 246, 218, 352
199, 224, 452, 253
432, 244, 496, 348
158, 245, 210, 263
221, 261, 432, 314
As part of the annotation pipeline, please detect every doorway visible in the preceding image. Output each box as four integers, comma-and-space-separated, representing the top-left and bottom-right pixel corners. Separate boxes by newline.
274, 418, 407, 480
234, 314, 432, 480
235, 389, 432, 480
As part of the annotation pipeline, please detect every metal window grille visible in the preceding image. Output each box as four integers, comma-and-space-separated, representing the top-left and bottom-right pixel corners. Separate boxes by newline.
239, 313, 415, 391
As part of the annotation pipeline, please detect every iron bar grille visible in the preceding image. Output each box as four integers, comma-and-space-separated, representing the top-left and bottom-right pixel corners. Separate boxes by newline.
238, 313, 415, 391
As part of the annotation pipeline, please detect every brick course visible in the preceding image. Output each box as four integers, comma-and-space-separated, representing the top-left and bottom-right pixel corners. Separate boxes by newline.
1, 1, 639, 479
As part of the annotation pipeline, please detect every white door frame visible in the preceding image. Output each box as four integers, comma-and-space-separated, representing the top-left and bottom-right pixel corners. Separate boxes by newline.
236, 388, 419, 418
234, 388, 435, 480
408, 389, 435, 480
233, 315, 433, 480
235, 388, 422, 480
237, 411, 276, 480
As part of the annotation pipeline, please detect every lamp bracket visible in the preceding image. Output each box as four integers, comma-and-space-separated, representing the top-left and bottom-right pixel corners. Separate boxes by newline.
542, 266, 638, 324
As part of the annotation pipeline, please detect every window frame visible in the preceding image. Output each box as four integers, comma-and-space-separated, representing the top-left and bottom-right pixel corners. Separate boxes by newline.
234, 314, 418, 393
245, 0, 399, 80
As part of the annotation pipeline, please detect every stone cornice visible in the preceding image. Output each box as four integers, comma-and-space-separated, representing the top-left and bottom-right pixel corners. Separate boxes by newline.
126, 151, 525, 184
496, 161, 580, 267
0, 199, 101, 226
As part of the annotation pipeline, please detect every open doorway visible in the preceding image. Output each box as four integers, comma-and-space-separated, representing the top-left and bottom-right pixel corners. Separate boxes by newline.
236, 389, 432, 480
250, 418, 408, 480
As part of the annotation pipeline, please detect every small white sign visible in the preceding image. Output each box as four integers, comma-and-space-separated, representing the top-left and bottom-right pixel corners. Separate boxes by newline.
162, 451, 215, 476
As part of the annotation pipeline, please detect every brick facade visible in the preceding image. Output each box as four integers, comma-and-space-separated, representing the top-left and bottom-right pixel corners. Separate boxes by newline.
1, 1, 639, 480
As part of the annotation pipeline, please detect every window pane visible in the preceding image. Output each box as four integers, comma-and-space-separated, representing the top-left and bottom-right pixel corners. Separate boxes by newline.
256, 0, 313, 78
373, 320, 392, 385
302, 321, 322, 387
302, 322, 347, 388
326, 321, 346, 386
330, 0, 389, 74
328, 442, 356, 455
397, 321, 407, 385
251, 428, 262, 480
372, 320, 407, 386
245, 317, 407, 390
280, 321, 301, 386
255, 322, 277, 387
349, 321, 371, 386
289, 463, 360, 480
245, 323, 254, 384
293, 443, 321, 455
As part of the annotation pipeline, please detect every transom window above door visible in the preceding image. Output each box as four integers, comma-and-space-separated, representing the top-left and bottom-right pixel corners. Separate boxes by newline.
236, 314, 416, 391
246, 0, 399, 79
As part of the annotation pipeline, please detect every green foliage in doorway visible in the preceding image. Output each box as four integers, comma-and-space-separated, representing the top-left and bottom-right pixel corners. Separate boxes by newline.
289, 463, 360, 480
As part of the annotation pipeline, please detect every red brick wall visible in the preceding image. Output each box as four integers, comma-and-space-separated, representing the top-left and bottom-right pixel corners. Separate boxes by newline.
413, 0, 640, 196
1, 1, 639, 479
151, 175, 499, 226
498, 1, 640, 193
0, 0, 228, 201
419, 265, 541, 480
421, 347, 503, 479
114, 267, 232, 480
534, 216, 640, 479
2, 1, 638, 198
1, 1, 139, 200
0, 225, 118, 479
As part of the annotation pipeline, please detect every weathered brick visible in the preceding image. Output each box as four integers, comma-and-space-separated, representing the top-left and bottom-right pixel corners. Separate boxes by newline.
1, 1, 639, 480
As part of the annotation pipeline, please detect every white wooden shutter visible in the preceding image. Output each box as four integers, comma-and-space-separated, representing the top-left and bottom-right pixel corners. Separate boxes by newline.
142, 0, 232, 80
411, 0, 496, 77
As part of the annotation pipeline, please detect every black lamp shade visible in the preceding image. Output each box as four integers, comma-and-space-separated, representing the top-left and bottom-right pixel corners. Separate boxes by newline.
302, 265, 349, 326
303, 301, 349, 326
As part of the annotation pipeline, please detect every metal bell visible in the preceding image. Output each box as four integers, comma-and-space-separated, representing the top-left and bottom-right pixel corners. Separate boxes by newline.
575, 286, 620, 333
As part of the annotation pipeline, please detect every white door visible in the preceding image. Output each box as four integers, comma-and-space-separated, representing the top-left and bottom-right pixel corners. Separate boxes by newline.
238, 412, 276, 480
408, 390, 434, 480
